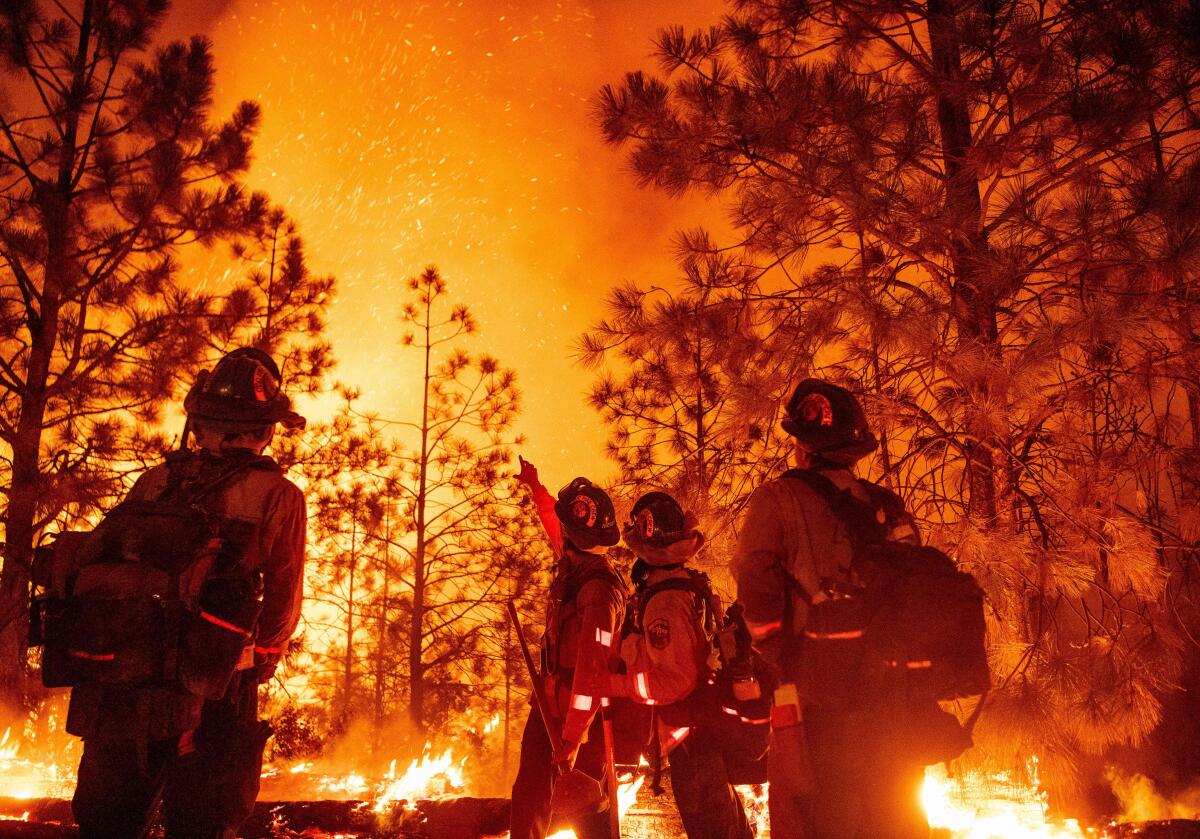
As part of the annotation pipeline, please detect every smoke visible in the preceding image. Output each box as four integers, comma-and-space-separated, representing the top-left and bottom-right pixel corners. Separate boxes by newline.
1108, 769, 1200, 823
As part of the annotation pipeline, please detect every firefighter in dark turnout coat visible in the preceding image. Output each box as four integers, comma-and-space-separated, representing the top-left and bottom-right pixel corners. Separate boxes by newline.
68, 349, 307, 839
510, 458, 626, 839
733, 379, 928, 839
609, 492, 753, 839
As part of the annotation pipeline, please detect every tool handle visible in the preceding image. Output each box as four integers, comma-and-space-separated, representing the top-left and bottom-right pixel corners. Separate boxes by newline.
507, 599, 564, 752
602, 706, 620, 838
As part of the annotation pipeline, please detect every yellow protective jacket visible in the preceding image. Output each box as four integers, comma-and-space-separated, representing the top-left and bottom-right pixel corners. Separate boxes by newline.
610, 567, 710, 707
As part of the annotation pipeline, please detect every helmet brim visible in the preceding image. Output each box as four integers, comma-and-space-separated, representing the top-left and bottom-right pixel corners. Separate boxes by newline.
782, 418, 878, 460
560, 520, 620, 550
186, 392, 306, 431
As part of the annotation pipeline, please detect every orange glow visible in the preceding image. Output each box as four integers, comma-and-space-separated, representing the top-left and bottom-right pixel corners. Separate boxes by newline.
545, 769, 646, 839
922, 760, 1096, 839
0, 726, 69, 801
373, 745, 466, 812
192, 0, 727, 481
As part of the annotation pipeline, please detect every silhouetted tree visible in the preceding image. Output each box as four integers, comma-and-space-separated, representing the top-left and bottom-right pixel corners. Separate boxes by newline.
578, 249, 802, 579
386, 266, 525, 734
0, 0, 279, 707
596, 0, 1200, 796
214, 206, 336, 396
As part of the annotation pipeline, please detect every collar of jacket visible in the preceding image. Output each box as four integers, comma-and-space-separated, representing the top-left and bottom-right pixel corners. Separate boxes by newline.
638, 564, 692, 588
561, 542, 607, 567
626, 530, 704, 567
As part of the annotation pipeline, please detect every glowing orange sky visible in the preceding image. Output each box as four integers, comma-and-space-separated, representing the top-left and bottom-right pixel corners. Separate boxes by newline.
175, 0, 727, 484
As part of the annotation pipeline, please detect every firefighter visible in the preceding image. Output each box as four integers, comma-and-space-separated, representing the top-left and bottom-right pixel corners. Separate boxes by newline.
68, 348, 307, 839
608, 491, 753, 839
732, 378, 928, 839
510, 457, 625, 839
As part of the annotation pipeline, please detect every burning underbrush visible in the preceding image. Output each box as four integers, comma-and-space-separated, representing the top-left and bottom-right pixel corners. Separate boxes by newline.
3, 709, 1200, 837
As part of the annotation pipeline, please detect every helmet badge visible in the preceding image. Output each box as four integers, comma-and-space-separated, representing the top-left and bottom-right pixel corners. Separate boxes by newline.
251, 363, 274, 402
636, 509, 655, 539
799, 392, 834, 428
571, 495, 598, 527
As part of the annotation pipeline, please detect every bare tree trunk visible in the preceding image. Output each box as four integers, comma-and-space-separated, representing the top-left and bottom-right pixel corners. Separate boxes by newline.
927, 0, 1002, 526
342, 518, 358, 724
502, 594, 513, 784
408, 297, 434, 734
0, 0, 94, 709
373, 507, 391, 753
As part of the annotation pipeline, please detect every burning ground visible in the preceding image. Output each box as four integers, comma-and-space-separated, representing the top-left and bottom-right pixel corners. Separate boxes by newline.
4, 721, 1200, 838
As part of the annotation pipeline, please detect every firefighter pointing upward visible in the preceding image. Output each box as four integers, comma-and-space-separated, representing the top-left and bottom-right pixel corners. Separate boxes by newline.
510, 457, 626, 839
60, 348, 307, 839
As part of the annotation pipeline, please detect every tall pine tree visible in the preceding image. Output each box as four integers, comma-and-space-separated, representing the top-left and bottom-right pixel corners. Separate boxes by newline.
0, 0, 284, 707
595, 0, 1200, 796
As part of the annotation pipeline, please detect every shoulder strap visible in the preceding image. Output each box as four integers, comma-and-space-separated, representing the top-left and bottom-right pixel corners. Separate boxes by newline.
159, 452, 273, 509
782, 468, 890, 546
562, 565, 624, 607
781, 466, 840, 499
636, 570, 717, 635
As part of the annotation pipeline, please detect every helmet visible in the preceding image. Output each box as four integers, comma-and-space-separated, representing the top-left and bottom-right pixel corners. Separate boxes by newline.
554, 478, 619, 551
622, 491, 704, 566
781, 378, 877, 463
184, 348, 306, 431
625, 492, 688, 548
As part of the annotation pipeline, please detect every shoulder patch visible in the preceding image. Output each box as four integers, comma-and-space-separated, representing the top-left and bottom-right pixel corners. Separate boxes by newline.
647, 618, 671, 650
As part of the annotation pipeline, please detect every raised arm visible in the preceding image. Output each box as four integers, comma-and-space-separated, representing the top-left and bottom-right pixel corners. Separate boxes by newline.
516, 456, 563, 558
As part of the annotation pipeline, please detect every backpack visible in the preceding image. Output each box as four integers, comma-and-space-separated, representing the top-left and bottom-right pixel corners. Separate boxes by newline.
623, 567, 770, 784
30, 452, 271, 700
782, 469, 990, 709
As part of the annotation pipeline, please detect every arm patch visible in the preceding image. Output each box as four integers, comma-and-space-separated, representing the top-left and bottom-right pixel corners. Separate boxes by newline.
647, 618, 671, 649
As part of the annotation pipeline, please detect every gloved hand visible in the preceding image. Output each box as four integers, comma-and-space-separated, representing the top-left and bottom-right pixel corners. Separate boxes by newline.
552, 737, 580, 777
515, 455, 539, 487
252, 649, 281, 684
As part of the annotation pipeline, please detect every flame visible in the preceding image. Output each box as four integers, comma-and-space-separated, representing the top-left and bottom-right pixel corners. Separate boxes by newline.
735, 782, 770, 835
923, 759, 1096, 839
373, 745, 466, 812
0, 726, 69, 800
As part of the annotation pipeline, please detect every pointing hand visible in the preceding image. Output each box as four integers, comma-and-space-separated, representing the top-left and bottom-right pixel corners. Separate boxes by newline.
516, 455, 539, 487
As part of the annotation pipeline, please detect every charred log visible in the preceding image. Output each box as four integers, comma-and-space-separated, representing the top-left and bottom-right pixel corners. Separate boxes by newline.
0, 796, 510, 839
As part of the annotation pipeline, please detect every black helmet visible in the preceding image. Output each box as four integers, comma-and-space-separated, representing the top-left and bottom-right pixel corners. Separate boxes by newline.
554, 478, 619, 551
782, 378, 877, 463
625, 492, 688, 548
184, 348, 306, 431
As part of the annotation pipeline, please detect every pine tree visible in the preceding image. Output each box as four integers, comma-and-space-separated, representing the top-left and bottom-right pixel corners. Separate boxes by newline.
214, 206, 336, 397
0, 0, 278, 707
386, 266, 525, 734
308, 478, 387, 728
595, 0, 1200, 795
578, 248, 801, 582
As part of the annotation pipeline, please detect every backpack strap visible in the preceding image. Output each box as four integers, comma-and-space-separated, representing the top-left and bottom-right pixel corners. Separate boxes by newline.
561, 566, 625, 607
782, 468, 892, 547
634, 570, 718, 636
156, 451, 274, 509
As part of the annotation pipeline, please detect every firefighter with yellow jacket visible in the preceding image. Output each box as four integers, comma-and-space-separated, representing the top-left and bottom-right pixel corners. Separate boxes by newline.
733, 379, 927, 839
608, 492, 753, 839
510, 457, 626, 839
65, 349, 307, 839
